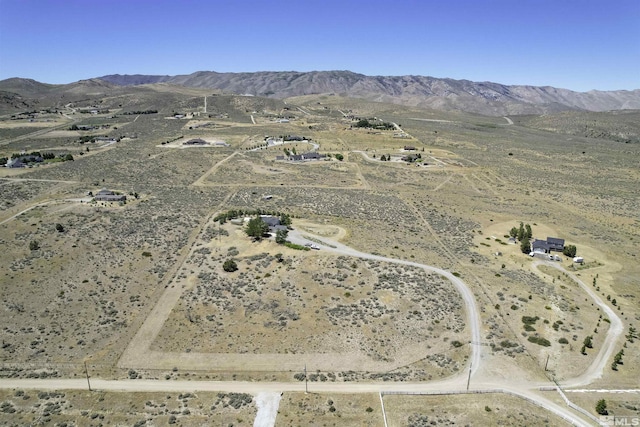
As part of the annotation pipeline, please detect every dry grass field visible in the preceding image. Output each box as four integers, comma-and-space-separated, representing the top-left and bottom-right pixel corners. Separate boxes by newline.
1, 87, 638, 424
0, 388, 257, 426
383, 392, 571, 426
152, 222, 468, 376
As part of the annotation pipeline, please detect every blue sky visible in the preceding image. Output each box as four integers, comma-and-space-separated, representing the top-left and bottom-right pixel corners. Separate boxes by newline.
0, 0, 638, 91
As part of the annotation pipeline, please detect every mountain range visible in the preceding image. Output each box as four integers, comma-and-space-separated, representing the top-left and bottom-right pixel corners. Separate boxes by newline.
1, 70, 639, 116
97, 70, 640, 116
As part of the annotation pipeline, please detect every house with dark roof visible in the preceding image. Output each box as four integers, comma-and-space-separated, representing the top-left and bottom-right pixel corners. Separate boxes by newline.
260, 215, 287, 233
276, 152, 327, 162
94, 189, 126, 202
546, 237, 565, 252
532, 237, 565, 253
301, 152, 325, 160
6, 158, 25, 168
532, 239, 551, 253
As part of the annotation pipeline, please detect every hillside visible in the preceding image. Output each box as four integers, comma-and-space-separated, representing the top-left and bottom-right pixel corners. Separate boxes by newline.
98, 70, 640, 116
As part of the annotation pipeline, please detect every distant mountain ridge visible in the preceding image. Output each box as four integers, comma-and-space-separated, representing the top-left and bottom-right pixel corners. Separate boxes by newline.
97, 70, 640, 115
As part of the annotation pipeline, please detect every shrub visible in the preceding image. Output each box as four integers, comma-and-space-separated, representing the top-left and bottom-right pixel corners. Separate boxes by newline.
29, 240, 40, 251
284, 242, 310, 251
223, 259, 238, 272
558, 338, 569, 344
527, 336, 551, 347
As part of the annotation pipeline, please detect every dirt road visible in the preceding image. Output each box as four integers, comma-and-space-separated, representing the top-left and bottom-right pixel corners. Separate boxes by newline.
532, 261, 624, 387
287, 229, 482, 377
0, 378, 594, 426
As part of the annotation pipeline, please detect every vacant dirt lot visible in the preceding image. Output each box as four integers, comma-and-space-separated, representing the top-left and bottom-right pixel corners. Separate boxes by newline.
152, 222, 468, 375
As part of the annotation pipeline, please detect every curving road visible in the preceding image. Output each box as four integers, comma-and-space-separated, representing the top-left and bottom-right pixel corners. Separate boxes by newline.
532, 261, 624, 387
287, 229, 482, 377
0, 226, 624, 426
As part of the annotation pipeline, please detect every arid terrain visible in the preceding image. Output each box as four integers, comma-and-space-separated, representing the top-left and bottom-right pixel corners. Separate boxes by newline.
0, 79, 638, 426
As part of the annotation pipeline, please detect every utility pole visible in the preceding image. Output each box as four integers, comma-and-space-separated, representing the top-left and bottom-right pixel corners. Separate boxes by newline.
84, 362, 92, 391
466, 362, 472, 391
304, 364, 308, 394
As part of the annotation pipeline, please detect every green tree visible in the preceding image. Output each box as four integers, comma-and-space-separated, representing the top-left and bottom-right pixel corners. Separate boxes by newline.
509, 227, 518, 238
595, 399, 608, 415
275, 229, 288, 244
563, 245, 577, 257
64, 154, 74, 161
55, 223, 65, 233
335, 153, 344, 161
222, 259, 238, 272
245, 216, 269, 240
584, 335, 593, 349
520, 236, 531, 254
525, 224, 532, 239
517, 222, 525, 241
279, 213, 292, 227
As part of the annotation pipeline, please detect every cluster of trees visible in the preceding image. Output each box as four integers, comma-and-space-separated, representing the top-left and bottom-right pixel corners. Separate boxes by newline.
378, 154, 391, 161
510, 222, 533, 253
562, 244, 577, 257
244, 214, 293, 241
353, 118, 395, 130
402, 153, 422, 163
282, 135, 308, 141
9, 151, 53, 159
122, 109, 158, 115
2, 152, 70, 165
244, 217, 270, 240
